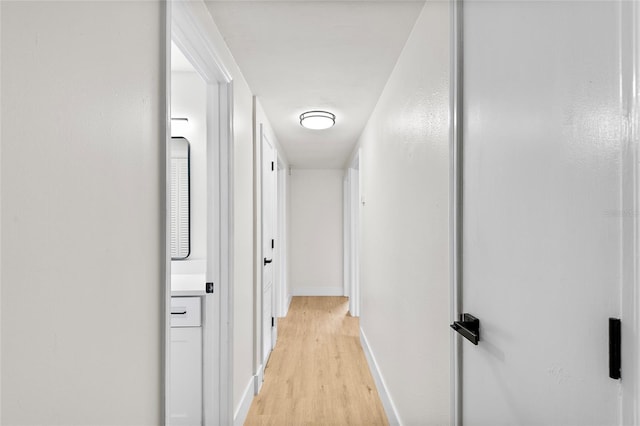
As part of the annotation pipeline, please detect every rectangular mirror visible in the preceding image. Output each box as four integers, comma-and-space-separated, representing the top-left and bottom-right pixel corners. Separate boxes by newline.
170, 137, 190, 259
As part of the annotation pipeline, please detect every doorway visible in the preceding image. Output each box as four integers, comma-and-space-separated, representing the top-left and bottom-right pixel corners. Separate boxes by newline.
166, 2, 234, 424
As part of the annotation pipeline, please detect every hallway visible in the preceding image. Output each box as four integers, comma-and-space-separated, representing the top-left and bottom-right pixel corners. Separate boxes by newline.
2, 0, 640, 424
245, 297, 388, 426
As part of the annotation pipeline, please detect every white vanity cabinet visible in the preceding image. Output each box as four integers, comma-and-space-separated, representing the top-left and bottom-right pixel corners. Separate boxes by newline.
170, 296, 202, 426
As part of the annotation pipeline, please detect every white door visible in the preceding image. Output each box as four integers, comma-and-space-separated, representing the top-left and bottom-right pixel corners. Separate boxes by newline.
261, 128, 277, 365
457, 1, 625, 424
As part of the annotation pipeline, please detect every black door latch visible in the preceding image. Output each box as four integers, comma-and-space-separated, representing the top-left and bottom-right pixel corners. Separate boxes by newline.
451, 313, 480, 345
609, 318, 621, 379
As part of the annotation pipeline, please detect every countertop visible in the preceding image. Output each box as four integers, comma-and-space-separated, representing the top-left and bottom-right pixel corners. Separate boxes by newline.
171, 273, 206, 296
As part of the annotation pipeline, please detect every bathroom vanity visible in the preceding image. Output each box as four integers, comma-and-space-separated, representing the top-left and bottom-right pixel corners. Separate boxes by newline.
170, 295, 203, 426
170, 274, 206, 426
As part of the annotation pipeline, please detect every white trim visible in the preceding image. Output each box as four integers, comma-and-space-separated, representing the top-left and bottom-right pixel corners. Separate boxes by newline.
254, 363, 264, 395
291, 286, 344, 297
203, 77, 221, 426
163, 2, 171, 424
449, 0, 463, 425
621, 0, 640, 423
276, 156, 289, 318
283, 295, 293, 317
348, 153, 361, 317
343, 172, 351, 299
220, 79, 235, 426
171, 1, 231, 84
360, 328, 403, 426
233, 378, 254, 426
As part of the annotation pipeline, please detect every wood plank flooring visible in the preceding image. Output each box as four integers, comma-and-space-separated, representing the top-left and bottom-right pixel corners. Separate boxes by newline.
244, 296, 389, 426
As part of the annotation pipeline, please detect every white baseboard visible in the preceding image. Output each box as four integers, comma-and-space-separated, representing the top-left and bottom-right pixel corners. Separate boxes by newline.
233, 377, 254, 426
360, 328, 403, 426
254, 363, 264, 395
291, 286, 344, 296
283, 294, 292, 317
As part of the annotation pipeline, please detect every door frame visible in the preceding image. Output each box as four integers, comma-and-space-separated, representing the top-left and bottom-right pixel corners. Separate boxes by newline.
449, 0, 640, 424
276, 155, 289, 318
343, 172, 351, 308
449, 1, 463, 425
621, 0, 640, 423
166, 1, 234, 425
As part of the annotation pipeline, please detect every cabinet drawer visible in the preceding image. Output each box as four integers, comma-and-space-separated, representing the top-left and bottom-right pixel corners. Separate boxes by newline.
170, 297, 201, 327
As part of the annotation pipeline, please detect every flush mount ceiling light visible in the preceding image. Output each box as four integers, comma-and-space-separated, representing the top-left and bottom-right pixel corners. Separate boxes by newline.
299, 110, 335, 130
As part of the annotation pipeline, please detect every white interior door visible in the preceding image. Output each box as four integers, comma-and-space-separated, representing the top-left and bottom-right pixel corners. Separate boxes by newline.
261, 129, 276, 365
457, 1, 625, 424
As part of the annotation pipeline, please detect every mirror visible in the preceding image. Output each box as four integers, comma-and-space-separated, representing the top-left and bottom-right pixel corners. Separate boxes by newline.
170, 137, 190, 259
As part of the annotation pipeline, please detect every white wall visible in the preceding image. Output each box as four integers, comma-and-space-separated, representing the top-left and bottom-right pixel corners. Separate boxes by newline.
290, 169, 343, 296
1, 1, 164, 424
171, 71, 207, 264
356, 2, 450, 424
0, 1, 264, 423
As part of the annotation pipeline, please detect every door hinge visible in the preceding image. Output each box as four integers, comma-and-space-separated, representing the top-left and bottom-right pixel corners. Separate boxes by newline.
271, 317, 275, 327
206, 282, 214, 294
609, 318, 621, 379
271, 161, 274, 171
272, 239, 275, 249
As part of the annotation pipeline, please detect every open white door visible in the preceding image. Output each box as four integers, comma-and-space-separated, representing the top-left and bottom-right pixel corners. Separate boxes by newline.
453, 1, 633, 424
261, 127, 277, 365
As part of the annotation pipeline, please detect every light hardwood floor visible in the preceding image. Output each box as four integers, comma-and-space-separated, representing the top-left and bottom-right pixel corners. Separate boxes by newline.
244, 296, 389, 426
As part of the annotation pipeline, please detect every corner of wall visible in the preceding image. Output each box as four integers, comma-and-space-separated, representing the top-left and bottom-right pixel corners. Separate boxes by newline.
233, 377, 254, 426
254, 363, 264, 395
360, 328, 403, 426
284, 295, 293, 317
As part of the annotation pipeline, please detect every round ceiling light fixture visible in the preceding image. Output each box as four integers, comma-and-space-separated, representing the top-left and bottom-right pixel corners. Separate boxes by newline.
299, 110, 335, 130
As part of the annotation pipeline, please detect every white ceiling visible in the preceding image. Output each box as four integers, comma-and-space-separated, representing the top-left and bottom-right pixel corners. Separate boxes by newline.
204, 1, 425, 169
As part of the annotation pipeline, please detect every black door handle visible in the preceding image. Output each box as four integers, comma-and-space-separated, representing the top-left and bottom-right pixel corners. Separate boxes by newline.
609, 318, 621, 379
450, 313, 480, 345
264, 258, 273, 266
